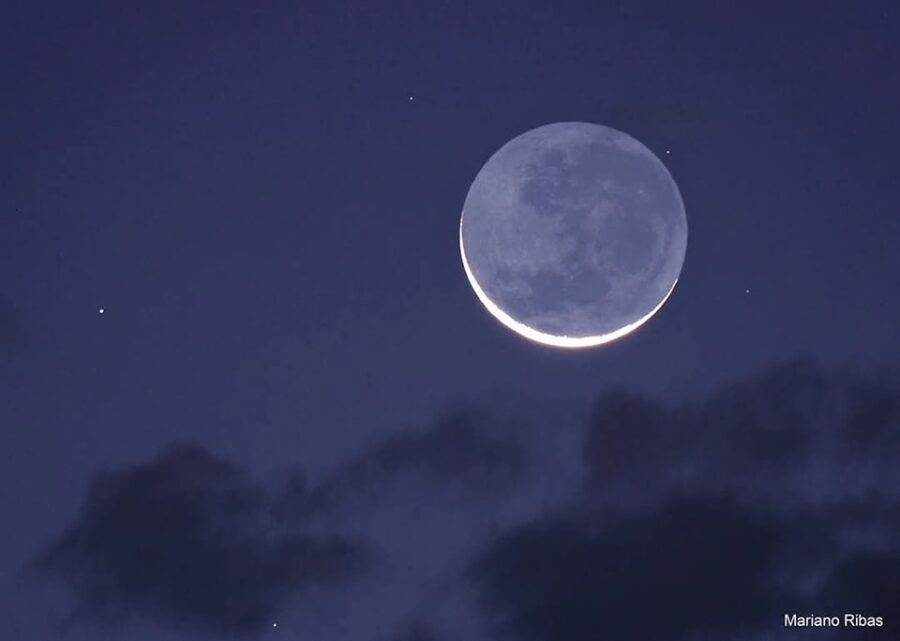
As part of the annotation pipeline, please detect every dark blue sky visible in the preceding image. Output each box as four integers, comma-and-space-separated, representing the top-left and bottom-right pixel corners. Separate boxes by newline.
2, 3, 899, 640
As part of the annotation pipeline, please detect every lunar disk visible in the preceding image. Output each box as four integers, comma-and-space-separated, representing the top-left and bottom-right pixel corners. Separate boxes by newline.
459, 121, 687, 348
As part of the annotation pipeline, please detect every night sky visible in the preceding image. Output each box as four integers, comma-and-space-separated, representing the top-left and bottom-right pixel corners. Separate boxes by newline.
3, 2, 900, 640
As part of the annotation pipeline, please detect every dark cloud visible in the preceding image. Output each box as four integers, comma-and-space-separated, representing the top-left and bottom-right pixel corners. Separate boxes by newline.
31, 442, 364, 638
822, 551, 900, 628
279, 407, 529, 519
472, 495, 791, 641
355, 408, 526, 488
470, 359, 900, 641
584, 358, 899, 510
27, 360, 900, 641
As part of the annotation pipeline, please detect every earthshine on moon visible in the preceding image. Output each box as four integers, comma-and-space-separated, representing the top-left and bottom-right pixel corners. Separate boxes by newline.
459, 121, 687, 348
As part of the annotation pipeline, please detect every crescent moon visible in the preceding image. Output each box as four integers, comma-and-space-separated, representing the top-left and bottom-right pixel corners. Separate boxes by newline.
460, 220, 679, 348
458, 122, 686, 349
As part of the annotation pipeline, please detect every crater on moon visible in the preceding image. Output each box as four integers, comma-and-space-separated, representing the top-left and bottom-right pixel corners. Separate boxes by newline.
459, 121, 687, 348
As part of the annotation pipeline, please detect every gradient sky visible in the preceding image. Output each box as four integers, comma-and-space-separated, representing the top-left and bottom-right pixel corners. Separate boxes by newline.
2, 3, 899, 641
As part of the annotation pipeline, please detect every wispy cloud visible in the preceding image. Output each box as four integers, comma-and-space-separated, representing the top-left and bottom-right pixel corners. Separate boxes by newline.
30, 359, 900, 641
470, 359, 900, 641
31, 442, 364, 638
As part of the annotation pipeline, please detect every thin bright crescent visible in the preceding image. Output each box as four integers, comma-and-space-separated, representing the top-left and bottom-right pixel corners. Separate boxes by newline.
459, 218, 678, 349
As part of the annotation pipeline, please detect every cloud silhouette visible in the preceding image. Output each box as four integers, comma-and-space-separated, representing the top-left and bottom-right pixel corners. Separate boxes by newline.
32, 442, 364, 638
821, 551, 900, 624
469, 359, 900, 641
584, 358, 900, 511
278, 407, 529, 520
29, 359, 900, 641
472, 495, 793, 641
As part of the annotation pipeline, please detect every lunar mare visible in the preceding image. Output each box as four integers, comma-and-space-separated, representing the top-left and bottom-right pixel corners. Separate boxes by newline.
459, 122, 687, 348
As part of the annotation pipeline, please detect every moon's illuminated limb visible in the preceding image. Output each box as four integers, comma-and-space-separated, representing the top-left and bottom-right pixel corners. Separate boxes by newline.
459, 218, 678, 349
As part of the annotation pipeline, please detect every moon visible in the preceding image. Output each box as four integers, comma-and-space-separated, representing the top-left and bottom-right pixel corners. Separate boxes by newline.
459, 121, 687, 348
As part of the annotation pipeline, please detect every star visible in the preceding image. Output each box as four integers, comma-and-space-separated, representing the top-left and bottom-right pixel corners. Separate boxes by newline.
98, 307, 105, 314
272, 623, 278, 628
745, 289, 751, 294
408, 95, 414, 101
665, 149, 671, 155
